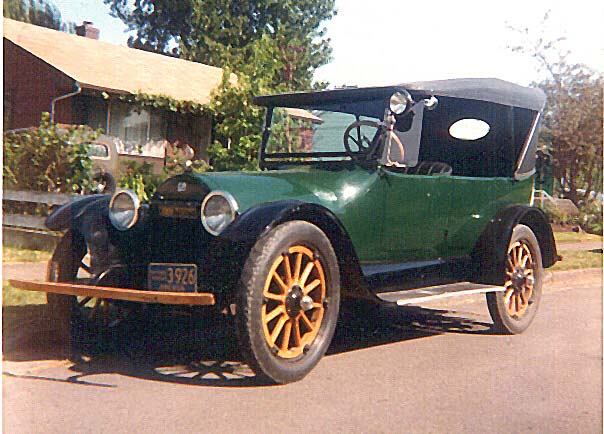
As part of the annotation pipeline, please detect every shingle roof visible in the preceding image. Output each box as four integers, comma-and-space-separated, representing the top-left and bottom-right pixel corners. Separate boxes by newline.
3, 18, 227, 104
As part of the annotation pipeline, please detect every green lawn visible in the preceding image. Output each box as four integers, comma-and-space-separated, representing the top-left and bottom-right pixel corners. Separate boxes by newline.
550, 249, 603, 272
3, 281, 47, 306
554, 231, 603, 243
3, 246, 51, 263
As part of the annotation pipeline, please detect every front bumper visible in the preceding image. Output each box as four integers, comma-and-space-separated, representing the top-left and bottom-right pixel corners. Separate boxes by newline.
9, 279, 216, 306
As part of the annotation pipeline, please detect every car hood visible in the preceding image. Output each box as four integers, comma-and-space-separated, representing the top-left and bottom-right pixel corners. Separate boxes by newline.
156, 165, 380, 214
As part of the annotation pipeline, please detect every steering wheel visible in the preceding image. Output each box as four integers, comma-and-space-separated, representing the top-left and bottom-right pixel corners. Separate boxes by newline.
343, 120, 380, 157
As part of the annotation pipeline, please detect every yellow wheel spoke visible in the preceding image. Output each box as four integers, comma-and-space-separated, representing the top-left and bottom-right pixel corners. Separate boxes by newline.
293, 252, 303, 282
300, 312, 314, 331
272, 272, 289, 294
519, 290, 527, 305
265, 305, 285, 323
303, 279, 321, 295
283, 254, 293, 285
300, 261, 315, 286
506, 257, 514, 270
503, 289, 514, 305
270, 316, 288, 344
293, 318, 301, 346
312, 302, 323, 309
280, 320, 292, 351
264, 291, 285, 301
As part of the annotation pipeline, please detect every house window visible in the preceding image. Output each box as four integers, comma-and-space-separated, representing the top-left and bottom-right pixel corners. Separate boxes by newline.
108, 102, 167, 153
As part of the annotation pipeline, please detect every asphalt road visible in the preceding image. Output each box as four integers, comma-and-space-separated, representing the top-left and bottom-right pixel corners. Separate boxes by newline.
3, 268, 602, 434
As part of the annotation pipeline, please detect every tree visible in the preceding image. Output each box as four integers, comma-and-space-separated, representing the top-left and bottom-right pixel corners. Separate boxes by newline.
3, 0, 74, 32
104, 0, 335, 90
106, 0, 336, 170
508, 12, 603, 205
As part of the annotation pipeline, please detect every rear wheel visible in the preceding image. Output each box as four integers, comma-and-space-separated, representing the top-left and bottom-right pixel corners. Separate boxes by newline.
486, 224, 543, 334
236, 221, 340, 384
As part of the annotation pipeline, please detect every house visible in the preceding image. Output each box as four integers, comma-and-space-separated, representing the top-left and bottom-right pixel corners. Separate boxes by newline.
3, 18, 231, 160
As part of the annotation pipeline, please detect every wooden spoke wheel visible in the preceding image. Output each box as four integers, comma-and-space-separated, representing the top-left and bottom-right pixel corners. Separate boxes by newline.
487, 224, 543, 334
503, 240, 534, 318
237, 221, 340, 384
261, 245, 326, 358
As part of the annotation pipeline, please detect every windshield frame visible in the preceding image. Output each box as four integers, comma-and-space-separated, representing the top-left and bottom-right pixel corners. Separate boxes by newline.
258, 104, 386, 169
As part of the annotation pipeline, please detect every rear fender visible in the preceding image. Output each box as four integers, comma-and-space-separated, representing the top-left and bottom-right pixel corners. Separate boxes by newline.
472, 205, 558, 285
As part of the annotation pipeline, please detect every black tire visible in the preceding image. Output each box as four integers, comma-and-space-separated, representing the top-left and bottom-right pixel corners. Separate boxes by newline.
486, 224, 543, 334
236, 220, 340, 384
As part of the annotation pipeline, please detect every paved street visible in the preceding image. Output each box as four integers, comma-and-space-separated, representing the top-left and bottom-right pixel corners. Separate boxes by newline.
3, 268, 602, 433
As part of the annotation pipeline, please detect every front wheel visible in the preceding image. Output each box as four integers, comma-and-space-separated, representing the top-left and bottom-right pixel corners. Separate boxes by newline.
486, 224, 543, 334
236, 221, 340, 384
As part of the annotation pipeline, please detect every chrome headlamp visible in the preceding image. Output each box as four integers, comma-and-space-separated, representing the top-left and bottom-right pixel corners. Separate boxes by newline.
201, 191, 238, 236
108, 189, 140, 230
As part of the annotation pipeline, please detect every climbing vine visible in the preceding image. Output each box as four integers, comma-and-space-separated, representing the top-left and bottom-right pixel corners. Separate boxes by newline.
106, 91, 212, 117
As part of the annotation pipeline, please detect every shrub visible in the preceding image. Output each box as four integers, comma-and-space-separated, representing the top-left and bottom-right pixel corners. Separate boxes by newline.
578, 200, 603, 235
118, 147, 208, 200
3, 112, 99, 193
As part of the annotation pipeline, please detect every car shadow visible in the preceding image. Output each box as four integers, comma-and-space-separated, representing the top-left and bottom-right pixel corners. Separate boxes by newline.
4, 302, 495, 388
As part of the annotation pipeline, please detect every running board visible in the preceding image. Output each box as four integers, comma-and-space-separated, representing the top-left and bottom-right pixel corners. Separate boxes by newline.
376, 282, 505, 306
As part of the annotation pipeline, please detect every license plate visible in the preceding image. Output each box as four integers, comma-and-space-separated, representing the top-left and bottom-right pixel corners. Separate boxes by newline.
148, 263, 197, 292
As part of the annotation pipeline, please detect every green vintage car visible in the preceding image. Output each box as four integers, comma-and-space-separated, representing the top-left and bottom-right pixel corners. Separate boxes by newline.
12, 78, 558, 384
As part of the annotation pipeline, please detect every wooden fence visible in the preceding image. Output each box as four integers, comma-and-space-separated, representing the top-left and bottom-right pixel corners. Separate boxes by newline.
3, 189, 78, 250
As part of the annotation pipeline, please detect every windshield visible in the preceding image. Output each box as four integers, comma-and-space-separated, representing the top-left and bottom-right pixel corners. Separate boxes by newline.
263, 107, 380, 164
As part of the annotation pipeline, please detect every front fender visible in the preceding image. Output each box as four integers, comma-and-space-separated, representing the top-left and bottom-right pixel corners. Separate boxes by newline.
45, 195, 111, 232
472, 205, 558, 285
220, 200, 371, 300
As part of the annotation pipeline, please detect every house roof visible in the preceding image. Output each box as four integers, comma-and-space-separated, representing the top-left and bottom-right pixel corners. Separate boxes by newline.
3, 18, 227, 104
284, 108, 324, 124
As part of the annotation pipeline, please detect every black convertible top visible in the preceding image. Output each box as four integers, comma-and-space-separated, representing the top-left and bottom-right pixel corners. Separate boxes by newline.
254, 78, 546, 112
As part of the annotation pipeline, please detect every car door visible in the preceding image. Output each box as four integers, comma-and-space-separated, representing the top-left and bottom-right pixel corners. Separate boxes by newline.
381, 170, 448, 262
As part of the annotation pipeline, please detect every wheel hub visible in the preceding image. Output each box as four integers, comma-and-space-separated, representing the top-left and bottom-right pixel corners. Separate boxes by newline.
511, 268, 527, 288
285, 285, 304, 317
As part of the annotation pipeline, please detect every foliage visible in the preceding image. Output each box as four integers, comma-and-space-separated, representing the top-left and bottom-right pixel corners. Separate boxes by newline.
115, 92, 208, 116
578, 200, 603, 236
3, 0, 74, 32
118, 149, 209, 200
542, 202, 579, 226
118, 161, 155, 201
105, 0, 336, 170
3, 112, 99, 194
508, 12, 603, 205
104, 0, 335, 89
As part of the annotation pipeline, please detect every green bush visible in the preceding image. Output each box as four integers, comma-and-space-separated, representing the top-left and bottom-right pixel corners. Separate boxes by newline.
579, 200, 603, 235
3, 112, 99, 193
543, 202, 580, 226
118, 149, 208, 200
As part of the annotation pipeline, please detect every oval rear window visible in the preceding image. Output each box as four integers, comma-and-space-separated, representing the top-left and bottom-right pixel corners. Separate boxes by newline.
449, 118, 490, 141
